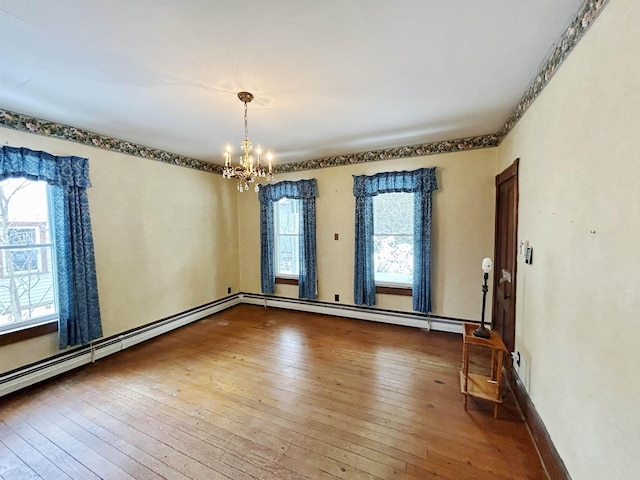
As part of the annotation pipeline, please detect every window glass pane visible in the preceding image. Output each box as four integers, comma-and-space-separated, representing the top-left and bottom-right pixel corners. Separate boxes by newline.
0, 178, 57, 330
8, 228, 38, 271
274, 198, 300, 276
373, 192, 413, 235
373, 192, 413, 285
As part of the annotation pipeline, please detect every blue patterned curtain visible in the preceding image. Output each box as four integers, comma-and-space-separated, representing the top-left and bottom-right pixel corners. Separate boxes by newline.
353, 168, 437, 313
259, 201, 275, 294
0, 146, 102, 348
353, 195, 375, 305
258, 179, 318, 299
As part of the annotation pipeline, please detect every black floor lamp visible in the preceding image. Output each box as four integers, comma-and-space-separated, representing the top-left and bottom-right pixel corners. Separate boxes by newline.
474, 257, 493, 338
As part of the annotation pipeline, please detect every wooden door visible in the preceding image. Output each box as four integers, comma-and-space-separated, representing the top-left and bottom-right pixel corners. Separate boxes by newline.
492, 159, 519, 365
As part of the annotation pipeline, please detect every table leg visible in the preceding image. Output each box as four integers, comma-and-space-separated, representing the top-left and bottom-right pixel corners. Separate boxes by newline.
462, 343, 469, 410
494, 349, 504, 418
490, 349, 496, 380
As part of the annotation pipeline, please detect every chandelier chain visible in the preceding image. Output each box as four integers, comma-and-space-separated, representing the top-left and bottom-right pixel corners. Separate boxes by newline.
244, 101, 249, 142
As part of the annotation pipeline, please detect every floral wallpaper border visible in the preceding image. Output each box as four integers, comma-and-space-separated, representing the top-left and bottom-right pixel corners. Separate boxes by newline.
496, 0, 609, 139
0, 0, 608, 175
276, 135, 500, 173
0, 109, 224, 175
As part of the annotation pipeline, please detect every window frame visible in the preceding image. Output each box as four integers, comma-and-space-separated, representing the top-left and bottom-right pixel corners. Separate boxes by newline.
375, 285, 412, 296
372, 191, 414, 293
0, 319, 58, 346
273, 197, 301, 283
0, 178, 59, 344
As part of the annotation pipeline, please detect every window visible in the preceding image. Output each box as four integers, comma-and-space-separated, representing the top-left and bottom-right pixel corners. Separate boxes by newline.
0, 178, 57, 332
0, 145, 102, 349
353, 168, 437, 312
259, 179, 317, 299
273, 197, 301, 277
373, 192, 413, 286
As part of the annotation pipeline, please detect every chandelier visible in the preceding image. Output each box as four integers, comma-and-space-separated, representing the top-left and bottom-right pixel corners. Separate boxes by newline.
223, 91, 274, 192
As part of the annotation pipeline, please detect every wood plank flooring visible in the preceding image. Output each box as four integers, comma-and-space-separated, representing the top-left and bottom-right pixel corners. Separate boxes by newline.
0, 305, 548, 479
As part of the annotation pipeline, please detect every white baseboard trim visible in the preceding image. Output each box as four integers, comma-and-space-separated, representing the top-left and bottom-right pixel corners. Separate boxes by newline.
1, 292, 472, 398
239, 293, 467, 334
0, 295, 242, 398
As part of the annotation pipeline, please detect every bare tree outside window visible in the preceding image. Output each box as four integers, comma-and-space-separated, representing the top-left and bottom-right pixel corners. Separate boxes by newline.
0, 178, 57, 329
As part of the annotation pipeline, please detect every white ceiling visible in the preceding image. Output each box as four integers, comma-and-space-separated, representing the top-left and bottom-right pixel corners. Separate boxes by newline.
0, 1, 585, 166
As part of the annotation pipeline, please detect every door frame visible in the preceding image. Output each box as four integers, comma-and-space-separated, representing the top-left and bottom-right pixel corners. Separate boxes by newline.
492, 158, 519, 359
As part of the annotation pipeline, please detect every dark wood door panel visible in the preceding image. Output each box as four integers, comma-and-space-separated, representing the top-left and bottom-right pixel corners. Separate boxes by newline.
492, 159, 519, 368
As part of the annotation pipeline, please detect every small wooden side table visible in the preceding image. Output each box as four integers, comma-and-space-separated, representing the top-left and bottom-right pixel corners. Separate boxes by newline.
459, 323, 507, 418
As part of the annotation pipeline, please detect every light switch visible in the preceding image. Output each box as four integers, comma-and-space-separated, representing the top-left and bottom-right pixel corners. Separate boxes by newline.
519, 240, 528, 256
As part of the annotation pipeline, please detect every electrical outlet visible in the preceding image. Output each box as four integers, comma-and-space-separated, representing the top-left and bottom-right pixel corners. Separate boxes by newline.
227, 287, 231, 294
334, 294, 339, 302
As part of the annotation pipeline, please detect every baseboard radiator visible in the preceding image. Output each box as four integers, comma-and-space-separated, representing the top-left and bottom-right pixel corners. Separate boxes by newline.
1, 293, 473, 398
239, 293, 468, 334
0, 295, 242, 398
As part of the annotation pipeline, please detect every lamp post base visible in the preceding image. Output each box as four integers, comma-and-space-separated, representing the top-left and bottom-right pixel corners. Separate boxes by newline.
475, 271, 491, 339
473, 326, 491, 338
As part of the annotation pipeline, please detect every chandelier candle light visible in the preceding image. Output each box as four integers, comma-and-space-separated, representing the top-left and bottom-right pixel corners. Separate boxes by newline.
223, 91, 274, 192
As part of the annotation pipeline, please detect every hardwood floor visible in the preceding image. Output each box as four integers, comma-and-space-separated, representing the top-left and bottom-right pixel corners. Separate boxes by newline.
0, 305, 547, 479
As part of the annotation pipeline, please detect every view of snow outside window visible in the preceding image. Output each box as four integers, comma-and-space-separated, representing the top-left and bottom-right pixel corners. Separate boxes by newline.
373, 192, 413, 285
0, 178, 57, 330
274, 198, 300, 277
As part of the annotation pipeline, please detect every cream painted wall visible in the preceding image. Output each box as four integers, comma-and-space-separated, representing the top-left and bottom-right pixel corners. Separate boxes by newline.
0, 128, 239, 373
497, 1, 640, 478
238, 149, 497, 321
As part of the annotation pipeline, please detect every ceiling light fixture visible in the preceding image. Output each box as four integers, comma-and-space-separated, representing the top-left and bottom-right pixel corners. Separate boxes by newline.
223, 91, 274, 192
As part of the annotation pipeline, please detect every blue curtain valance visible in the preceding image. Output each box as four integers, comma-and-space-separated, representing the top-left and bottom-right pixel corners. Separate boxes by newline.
258, 179, 317, 204
353, 167, 437, 197
0, 146, 92, 187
